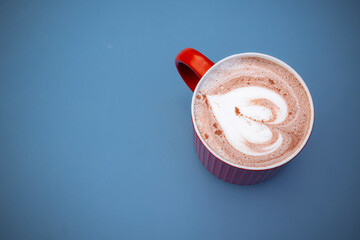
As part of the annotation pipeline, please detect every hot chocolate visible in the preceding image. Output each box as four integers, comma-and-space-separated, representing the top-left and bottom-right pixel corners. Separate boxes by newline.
193, 55, 312, 168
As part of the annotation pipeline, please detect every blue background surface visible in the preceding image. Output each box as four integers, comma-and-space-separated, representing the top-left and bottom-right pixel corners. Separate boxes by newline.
0, 0, 359, 239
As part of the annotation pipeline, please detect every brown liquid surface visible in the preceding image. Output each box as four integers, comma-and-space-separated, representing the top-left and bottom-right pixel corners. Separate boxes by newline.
193, 56, 312, 168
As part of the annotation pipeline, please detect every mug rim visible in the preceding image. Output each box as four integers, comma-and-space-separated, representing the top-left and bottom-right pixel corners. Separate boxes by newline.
191, 52, 315, 171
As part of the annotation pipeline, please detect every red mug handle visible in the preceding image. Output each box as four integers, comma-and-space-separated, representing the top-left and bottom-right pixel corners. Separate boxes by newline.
175, 48, 214, 92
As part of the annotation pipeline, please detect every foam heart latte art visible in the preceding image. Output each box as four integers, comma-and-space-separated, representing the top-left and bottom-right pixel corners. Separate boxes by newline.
193, 56, 312, 168
207, 86, 287, 156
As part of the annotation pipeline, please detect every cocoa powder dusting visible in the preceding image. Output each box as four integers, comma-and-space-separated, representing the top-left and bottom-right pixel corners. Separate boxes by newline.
214, 130, 222, 135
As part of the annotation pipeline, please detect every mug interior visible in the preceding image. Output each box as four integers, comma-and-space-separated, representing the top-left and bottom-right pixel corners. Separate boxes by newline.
191, 53, 315, 171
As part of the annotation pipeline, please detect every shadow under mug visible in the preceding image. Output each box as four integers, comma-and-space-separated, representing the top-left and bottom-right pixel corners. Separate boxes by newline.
175, 48, 314, 185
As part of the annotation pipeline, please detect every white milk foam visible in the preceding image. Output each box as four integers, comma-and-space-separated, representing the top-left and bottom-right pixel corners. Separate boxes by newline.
207, 86, 287, 156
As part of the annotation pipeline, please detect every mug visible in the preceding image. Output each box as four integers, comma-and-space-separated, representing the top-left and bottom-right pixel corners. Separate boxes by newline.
175, 48, 314, 185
